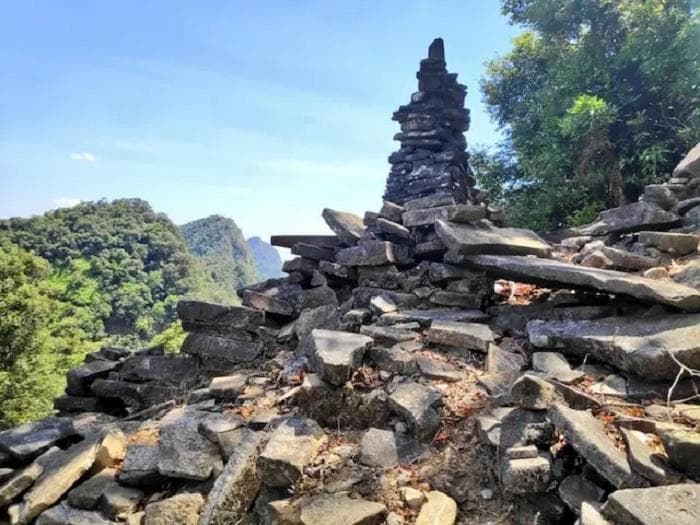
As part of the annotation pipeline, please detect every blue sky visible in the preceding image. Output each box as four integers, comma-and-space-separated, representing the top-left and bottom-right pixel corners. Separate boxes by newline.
0, 1, 519, 242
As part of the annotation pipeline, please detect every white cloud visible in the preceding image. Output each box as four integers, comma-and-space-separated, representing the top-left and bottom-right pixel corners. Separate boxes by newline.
69, 152, 96, 162
53, 197, 82, 208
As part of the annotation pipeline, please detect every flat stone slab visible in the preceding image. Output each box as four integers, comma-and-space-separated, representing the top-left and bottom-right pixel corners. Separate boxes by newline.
416, 356, 461, 382
532, 352, 584, 384
322, 209, 365, 245
181, 333, 263, 363
428, 320, 496, 352
299, 494, 386, 525
528, 314, 700, 381
157, 408, 223, 481
620, 428, 680, 485
35, 502, 118, 525
575, 201, 680, 236
271, 235, 341, 249
209, 374, 248, 400
311, 329, 373, 385
388, 381, 441, 441
0, 417, 76, 462
415, 490, 457, 525
176, 300, 264, 333
548, 403, 645, 489
336, 241, 413, 266
143, 492, 204, 525
387, 308, 489, 326
257, 418, 326, 487
436, 219, 552, 257
66, 360, 120, 396
638, 231, 698, 255
603, 484, 700, 525
460, 254, 700, 311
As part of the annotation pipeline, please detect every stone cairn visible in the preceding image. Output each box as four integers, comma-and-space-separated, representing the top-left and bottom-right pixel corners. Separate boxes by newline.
1, 41, 699, 525
384, 38, 475, 206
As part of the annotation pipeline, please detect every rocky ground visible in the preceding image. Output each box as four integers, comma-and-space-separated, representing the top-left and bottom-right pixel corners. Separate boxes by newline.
1, 42, 700, 525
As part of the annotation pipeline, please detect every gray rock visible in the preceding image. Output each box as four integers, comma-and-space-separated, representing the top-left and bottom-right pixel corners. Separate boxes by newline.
602, 484, 700, 525
388, 381, 441, 441
461, 254, 700, 311
501, 454, 552, 494
644, 184, 678, 210
67, 467, 117, 509
376, 218, 412, 240
673, 142, 700, 179
428, 320, 496, 352
402, 205, 456, 227
181, 333, 262, 363
506, 445, 538, 459
415, 357, 461, 382
429, 290, 483, 308
311, 329, 373, 385
352, 287, 418, 309
271, 234, 341, 249
0, 462, 44, 508
359, 428, 399, 468
143, 493, 204, 525
388, 308, 489, 326
589, 375, 627, 397
638, 231, 698, 255
436, 220, 551, 257
197, 413, 245, 444
528, 314, 700, 381
299, 494, 386, 525
380, 201, 405, 223
415, 490, 457, 525
475, 407, 516, 447
620, 428, 680, 485
446, 204, 486, 223
0, 418, 75, 462
209, 374, 247, 400
404, 193, 456, 211
157, 407, 223, 481
322, 208, 365, 245
673, 260, 700, 289
510, 374, 557, 410
11, 439, 101, 524
336, 241, 413, 267
198, 428, 265, 525
53, 394, 103, 413
369, 295, 398, 316
102, 483, 143, 519
117, 445, 162, 487
655, 424, 700, 478
580, 502, 610, 525
66, 360, 120, 395
240, 289, 294, 316
486, 344, 525, 375
575, 202, 680, 236
360, 325, 417, 346
291, 242, 336, 261
548, 403, 645, 488
257, 418, 326, 487
35, 502, 118, 525
295, 304, 339, 340
532, 352, 583, 384
177, 300, 264, 334
558, 474, 604, 514
369, 346, 417, 375
600, 246, 659, 271
319, 260, 357, 280
120, 355, 198, 384
0, 468, 14, 483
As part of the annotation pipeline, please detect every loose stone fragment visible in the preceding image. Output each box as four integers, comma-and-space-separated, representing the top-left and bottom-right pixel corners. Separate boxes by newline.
415, 490, 457, 525
336, 241, 413, 266
574, 201, 680, 236
67, 467, 117, 509
415, 357, 461, 382
548, 403, 645, 488
506, 445, 538, 459
0, 462, 44, 508
0, 417, 75, 462
181, 333, 263, 363
446, 204, 486, 223
360, 428, 399, 468
486, 344, 524, 375
558, 474, 604, 514
602, 484, 700, 525
368, 346, 417, 375
198, 428, 266, 525
241, 290, 294, 316
428, 320, 496, 352
600, 246, 659, 271
117, 445, 162, 487
35, 502, 117, 525
369, 295, 398, 316
380, 201, 405, 223
209, 374, 247, 400
531, 352, 583, 384
66, 360, 120, 395
102, 483, 143, 519
143, 493, 204, 525
580, 502, 610, 525
157, 407, 223, 481
501, 454, 552, 494
400, 487, 425, 510
311, 329, 373, 385
177, 300, 263, 333
360, 325, 417, 346
388, 381, 441, 441
376, 218, 412, 240
322, 208, 365, 245
257, 418, 326, 487
638, 231, 698, 255
620, 428, 680, 485
299, 494, 386, 525
655, 424, 700, 478
436, 219, 552, 257
402, 205, 455, 227
404, 193, 456, 211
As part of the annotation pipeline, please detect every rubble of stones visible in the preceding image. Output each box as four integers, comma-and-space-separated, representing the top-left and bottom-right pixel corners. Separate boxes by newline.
2, 42, 700, 525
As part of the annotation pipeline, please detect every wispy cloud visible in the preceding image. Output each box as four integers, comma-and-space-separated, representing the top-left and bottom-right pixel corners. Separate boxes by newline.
53, 197, 81, 208
69, 152, 96, 162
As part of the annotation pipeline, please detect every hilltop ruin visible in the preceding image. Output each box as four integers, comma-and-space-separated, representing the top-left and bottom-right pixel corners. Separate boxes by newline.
1, 39, 699, 525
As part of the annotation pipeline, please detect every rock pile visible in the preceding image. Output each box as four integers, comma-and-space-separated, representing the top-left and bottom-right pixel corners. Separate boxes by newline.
384, 38, 476, 206
1, 40, 699, 525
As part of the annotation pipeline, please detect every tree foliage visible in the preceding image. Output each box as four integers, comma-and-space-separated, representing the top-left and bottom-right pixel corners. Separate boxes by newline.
478, 0, 700, 230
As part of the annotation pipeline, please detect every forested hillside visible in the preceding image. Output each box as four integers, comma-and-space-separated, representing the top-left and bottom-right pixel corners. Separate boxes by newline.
181, 215, 261, 301
247, 236, 284, 278
0, 200, 264, 426
475, 0, 699, 231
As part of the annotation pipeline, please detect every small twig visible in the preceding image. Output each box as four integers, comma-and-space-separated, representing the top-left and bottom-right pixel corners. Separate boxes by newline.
666, 350, 700, 411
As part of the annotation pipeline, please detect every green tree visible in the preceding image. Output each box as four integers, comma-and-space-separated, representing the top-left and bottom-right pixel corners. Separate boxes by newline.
479, 0, 700, 231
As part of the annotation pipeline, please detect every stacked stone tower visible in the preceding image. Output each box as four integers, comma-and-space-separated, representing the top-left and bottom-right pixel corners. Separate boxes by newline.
383, 38, 474, 205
